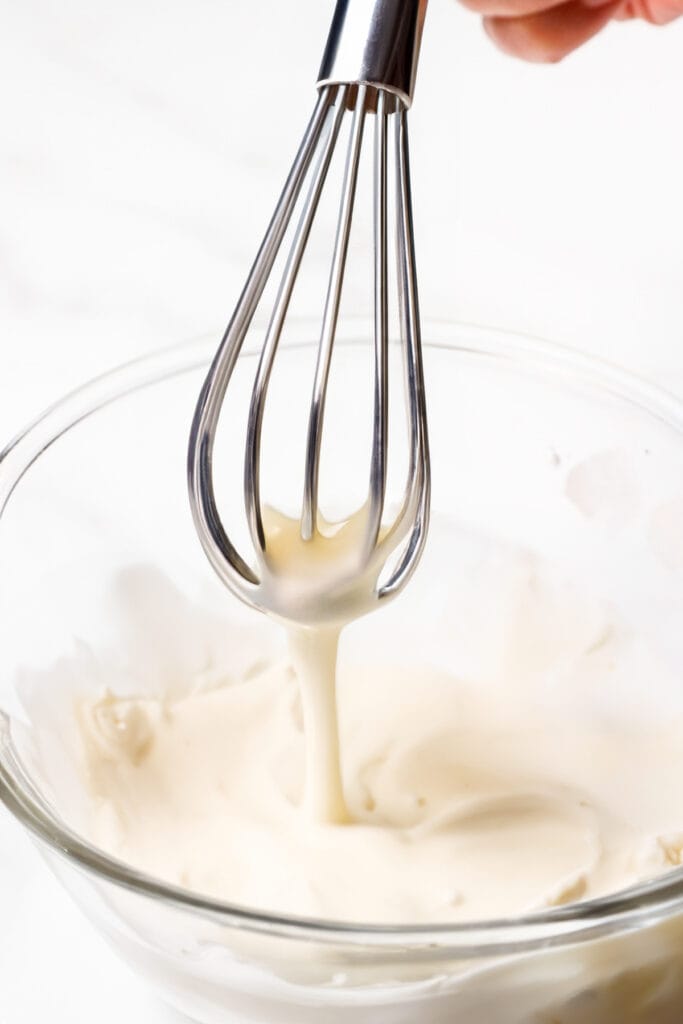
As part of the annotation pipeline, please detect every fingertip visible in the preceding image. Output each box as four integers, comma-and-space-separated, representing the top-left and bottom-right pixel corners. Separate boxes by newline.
484, 0, 619, 62
483, 12, 567, 60
623, 0, 683, 23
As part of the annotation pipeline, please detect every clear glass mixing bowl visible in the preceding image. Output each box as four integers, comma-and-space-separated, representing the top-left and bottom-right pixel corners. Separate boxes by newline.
2, 320, 683, 1024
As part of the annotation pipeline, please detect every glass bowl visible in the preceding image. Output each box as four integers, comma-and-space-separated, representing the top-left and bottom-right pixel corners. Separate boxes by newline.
2, 320, 683, 1024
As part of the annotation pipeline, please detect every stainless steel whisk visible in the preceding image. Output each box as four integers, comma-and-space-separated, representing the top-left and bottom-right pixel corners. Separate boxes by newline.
188, 0, 430, 625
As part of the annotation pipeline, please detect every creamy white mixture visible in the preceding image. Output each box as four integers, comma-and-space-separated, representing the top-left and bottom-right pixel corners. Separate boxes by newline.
71, 519, 683, 925
79, 656, 683, 924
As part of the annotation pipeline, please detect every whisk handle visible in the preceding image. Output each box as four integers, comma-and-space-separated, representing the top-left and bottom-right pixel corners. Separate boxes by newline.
317, 0, 427, 108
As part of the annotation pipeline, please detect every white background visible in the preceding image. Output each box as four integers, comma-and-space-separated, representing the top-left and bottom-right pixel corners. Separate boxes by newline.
2, 0, 683, 1019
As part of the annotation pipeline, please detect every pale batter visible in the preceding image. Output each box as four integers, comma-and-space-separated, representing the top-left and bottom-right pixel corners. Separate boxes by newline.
78, 656, 683, 923
72, 521, 683, 925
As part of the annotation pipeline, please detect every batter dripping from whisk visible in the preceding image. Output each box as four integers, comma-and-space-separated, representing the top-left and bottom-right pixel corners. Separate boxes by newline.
262, 506, 394, 824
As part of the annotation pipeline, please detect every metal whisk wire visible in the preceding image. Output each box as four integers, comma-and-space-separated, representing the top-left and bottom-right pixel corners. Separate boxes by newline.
188, 0, 429, 622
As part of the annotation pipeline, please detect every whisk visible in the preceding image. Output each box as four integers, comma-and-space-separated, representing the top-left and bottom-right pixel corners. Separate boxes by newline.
188, 0, 430, 626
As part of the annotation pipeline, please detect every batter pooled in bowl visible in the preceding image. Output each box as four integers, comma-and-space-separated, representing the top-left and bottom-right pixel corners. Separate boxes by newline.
68, 522, 683, 925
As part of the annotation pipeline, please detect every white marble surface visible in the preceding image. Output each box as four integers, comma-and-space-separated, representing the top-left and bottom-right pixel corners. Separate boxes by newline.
2, 0, 683, 1020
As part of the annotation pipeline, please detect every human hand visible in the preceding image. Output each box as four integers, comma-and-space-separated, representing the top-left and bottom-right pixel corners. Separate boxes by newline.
460, 0, 683, 62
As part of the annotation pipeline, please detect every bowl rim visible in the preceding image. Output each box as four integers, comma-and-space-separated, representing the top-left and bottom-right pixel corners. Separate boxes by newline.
3, 317, 683, 954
